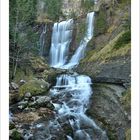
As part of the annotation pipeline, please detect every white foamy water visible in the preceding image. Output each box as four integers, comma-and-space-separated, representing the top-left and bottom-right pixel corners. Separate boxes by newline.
46, 74, 107, 139
49, 19, 73, 68
49, 12, 95, 69
46, 11, 107, 140
39, 24, 47, 56
62, 12, 95, 69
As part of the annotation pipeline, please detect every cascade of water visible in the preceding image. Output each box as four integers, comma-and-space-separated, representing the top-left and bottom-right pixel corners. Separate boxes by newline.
44, 74, 108, 139
39, 24, 47, 56
94, 0, 98, 4
62, 12, 95, 69
49, 19, 73, 68
45, 11, 107, 140
49, 12, 94, 69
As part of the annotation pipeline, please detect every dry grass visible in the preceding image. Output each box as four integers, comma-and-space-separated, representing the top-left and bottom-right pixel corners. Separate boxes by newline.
82, 31, 131, 63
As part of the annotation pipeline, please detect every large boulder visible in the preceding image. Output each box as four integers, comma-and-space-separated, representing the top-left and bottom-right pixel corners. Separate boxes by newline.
77, 56, 131, 85
19, 79, 50, 98
87, 83, 130, 140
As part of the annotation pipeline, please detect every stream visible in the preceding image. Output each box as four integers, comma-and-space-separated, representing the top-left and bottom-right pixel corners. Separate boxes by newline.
40, 10, 108, 140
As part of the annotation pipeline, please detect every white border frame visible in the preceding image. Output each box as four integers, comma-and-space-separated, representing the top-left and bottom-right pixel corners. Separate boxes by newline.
131, 0, 140, 139
0, 0, 140, 140
0, 0, 9, 139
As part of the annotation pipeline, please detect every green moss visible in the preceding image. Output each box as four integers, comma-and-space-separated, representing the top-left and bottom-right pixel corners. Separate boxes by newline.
120, 0, 131, 5
76, 21, 86, 44
81, 0, 94, 11
13, 68, 33, 83
121, 88, 131, 112
11, 130, 23, 140
125, 128, 131, 140
114, 30, 131, 49
94, 9, 107, 36
45, 0, 62, 21
9, 123, 16, 130
19, 79, 49, 97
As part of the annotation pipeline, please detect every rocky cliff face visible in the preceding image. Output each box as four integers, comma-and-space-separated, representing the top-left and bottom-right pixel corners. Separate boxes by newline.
75, 0, 131, 139
76, 0, 131, 84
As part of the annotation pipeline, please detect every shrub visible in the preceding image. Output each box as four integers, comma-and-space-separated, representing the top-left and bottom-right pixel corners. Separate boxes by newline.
114, 30, 131, 49
81, 0, 94, 11
45, 0, 62, 21
94, 10, 107, 36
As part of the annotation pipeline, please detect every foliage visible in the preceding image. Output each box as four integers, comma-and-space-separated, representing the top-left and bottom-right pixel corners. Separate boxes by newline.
45, 0, 62, 21
120, 0, 131, 4
9, 0, 39, 79
9, 0, 37, 37
76, 21, 86, 44
10, 130, 23, 140
94, 10, 107, 36
81, 0, 94, 11
113, 30, 131, 49
70, 10, 77, 19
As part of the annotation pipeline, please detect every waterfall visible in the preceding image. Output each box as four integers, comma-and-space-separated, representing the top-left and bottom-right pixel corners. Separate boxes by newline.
63, 12, 95, 69
42, 74, 108, 139
49, 12, 95, 69
49, 19, 73, 68
44, 11, 108, 140
94, 0, 98, 4
39, 24, 47, 56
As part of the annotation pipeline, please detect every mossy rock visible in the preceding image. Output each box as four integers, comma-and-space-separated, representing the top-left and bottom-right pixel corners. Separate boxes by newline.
19, 79, 50, 98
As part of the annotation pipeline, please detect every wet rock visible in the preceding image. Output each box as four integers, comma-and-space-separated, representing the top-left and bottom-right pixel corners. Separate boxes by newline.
17, 100, 28, 110
14, 112, 41, 124
87, 83, 130, 139
24, 92, 32, 98
28, 95, 53, 109
10, 82, 19, 90
9, 92, 20, 105
19, 79, 26, 85
77, 57, 131, 85
36, 96, 51, 104
38, 107, 54, 117
30, 96, 36, 102
23, 130, 33, 140
24, 97, 29, 102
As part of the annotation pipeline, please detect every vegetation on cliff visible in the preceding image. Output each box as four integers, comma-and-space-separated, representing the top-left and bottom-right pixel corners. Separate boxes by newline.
9, 0, 39, 79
